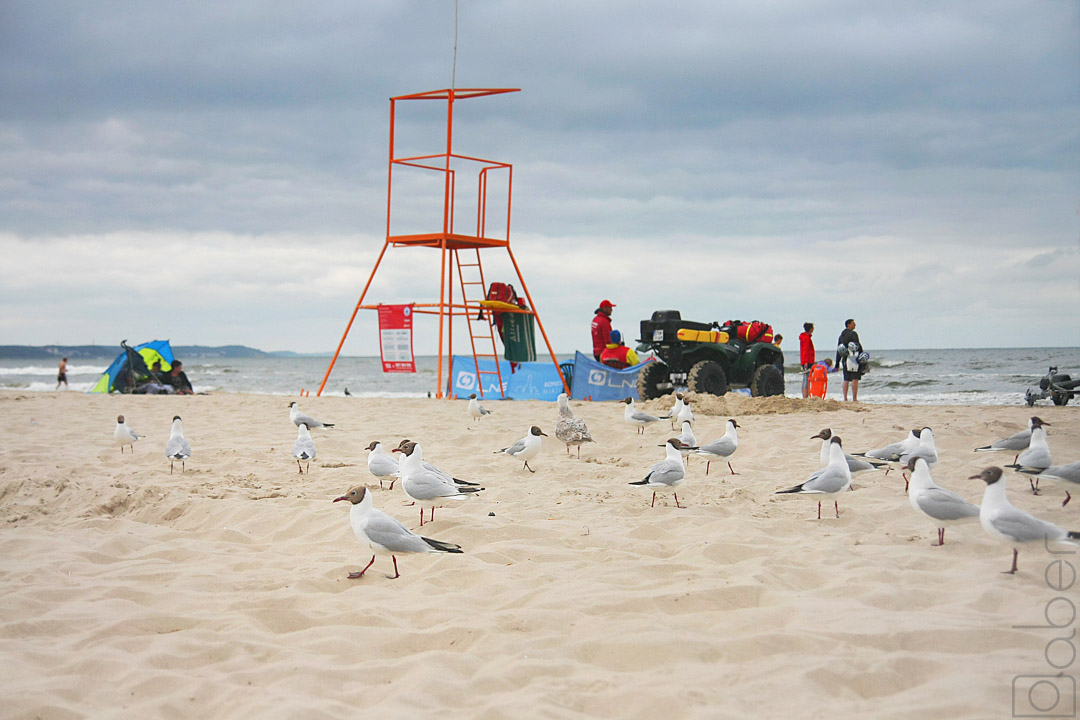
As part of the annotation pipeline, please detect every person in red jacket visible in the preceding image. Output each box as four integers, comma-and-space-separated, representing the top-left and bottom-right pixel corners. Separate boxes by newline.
591, 300, 615, 360
799, 322, 815, 398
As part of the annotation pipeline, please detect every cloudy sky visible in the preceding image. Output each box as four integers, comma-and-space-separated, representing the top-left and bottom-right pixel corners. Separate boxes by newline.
1, 1, 1078, 356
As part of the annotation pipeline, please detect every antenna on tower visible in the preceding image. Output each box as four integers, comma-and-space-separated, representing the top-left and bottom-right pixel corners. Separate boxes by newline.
451, 0, 459, 90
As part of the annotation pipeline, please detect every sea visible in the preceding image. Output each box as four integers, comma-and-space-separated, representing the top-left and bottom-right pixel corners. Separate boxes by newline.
4, 347, 1079, 406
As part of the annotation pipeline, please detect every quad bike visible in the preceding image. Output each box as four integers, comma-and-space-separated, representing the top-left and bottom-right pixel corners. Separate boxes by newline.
1025, 366, 1079, 407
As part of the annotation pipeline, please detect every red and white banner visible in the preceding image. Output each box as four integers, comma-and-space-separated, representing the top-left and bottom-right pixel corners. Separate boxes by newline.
378, 304, 416, 373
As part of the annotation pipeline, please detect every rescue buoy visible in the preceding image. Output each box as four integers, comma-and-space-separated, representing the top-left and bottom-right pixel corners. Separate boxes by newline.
808, 363, 828, 399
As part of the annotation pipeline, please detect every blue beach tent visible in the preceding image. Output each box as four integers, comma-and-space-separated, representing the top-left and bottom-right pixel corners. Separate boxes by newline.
89, 340, 175, 393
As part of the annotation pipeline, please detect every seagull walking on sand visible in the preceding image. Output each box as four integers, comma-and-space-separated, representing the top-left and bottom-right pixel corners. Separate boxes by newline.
695, 419, 740, 475
1017, 461, 1080, 507
629, 438, 689, 508
289, 401, 334, 429
467, 393, 492, 422
668, 393, 685, 430
906, 457, 980, 546
972, 466, 1080, 574
812, 428, 886, 477
365, 441, 401, 490
394, 441, 483, 526
676, 398, 695, 427
623, 397, 662, 434
114, 415, 141, 453
497, 426, 547, 473
334, 486, 463, 580
555, 393, 594, 458
164, 415, 191, 474
1006, 418, 1052, 491
676, 420, 698, 466
975, 417, 1041, 464
776, 435, 852, 519
292, 423, 316, 474
396, 439, 480, 489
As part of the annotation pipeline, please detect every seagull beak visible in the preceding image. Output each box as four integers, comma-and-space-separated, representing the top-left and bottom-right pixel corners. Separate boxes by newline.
967, 474, 980, 480
333, 496, 347, 503
391, 448, 402, 453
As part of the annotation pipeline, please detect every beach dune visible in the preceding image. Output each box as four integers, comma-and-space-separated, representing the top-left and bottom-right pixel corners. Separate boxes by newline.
1, 390, 1077, 718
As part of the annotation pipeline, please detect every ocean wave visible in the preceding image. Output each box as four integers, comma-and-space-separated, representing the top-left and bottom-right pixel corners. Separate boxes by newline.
0, 364, 106, 376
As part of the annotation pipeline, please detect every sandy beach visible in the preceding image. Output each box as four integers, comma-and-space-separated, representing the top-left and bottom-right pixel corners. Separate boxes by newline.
2, 389, 1078, 718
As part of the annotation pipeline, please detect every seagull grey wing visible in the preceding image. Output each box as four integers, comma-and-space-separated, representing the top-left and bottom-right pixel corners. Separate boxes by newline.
501, 438, 528, 456
989, 507, 1066, 543
698, 437, 735, 456
802, 465, 847, 494
1039, 462, 1080, 485
865, 441, 905, 460
405, 471, 460, 501
645, 459, 684, 487
165, 436, 191, 459
990, 429, 1031, 451
294, 412, 320, 428
916, 488, 979, 521
363, 513, 432, 553
845, 454, 877, 473
631, 409, 660, 423
1016, 445, 1052, 469
369, 454, 400, 477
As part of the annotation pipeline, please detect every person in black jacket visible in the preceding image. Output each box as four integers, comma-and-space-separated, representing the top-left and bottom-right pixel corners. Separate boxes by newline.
835, 319, 863, 402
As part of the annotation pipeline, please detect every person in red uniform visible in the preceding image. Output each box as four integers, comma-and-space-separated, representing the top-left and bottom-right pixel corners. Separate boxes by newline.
799, 322, 815, 398
600, 330, 640, 369
591, 300, 615, 360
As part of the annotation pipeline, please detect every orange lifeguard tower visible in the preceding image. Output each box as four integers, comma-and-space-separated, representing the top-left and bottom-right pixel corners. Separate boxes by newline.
316, 88, 567, 399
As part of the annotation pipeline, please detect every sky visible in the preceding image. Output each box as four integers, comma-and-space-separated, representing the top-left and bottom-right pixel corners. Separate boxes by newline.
1, 1, 1078, 357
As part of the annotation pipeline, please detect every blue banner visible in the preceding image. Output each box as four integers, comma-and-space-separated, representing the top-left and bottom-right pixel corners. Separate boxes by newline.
569, 351, 649, 401
449, 356, 566, 401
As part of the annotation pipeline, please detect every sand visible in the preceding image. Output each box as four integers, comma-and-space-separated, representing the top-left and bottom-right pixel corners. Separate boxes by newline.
1, 389, 1078, 719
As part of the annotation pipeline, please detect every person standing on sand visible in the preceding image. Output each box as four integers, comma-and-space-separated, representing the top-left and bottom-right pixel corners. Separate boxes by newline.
799, 323, 815, 398
835, 319, 863, 402
56, 358, 68, 390
591, 300, 615, 361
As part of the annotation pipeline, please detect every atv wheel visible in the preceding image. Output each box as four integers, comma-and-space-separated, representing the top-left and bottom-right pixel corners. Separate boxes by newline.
687, 360, 728, 397
751, 363, 784, 397
637, 361, 671, 400
1052, 391, 1070, 406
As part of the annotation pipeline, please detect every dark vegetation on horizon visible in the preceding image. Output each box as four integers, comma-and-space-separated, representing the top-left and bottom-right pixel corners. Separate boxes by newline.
0, 345, 324, 360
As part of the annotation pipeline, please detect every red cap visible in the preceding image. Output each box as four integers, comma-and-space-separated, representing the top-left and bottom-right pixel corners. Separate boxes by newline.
600, 299, 616, 308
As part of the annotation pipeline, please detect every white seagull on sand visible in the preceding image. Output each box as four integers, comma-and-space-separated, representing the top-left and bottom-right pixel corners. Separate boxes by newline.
292, 423, 316, 474
972, 466, 1079, 575
164, 415, 191, 474
334, 486, 462, 580
365, 441, 401, 490
695, 419, 740, 475
1005, 418, 1052, 491
906, 457, 980, 546
812, 428, 886, 476
114, 415, 142, 453
394, 441, 484, 526
776, 435, 853, 519
974, 416, 1041, 464
497, 426, 547, 473
623, 397, 662, 434
629, 438, 689, 508
289, 401, 334, 429
467, 393, 492, 422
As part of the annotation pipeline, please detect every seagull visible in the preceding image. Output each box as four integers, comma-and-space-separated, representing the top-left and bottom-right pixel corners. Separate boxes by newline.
396, 439, 480, 488
676, 420, 697, 466
776, 435, 852, 519
555, 393, 594, 458
972, 466, 1079, 574
344, 387, 352, 397
906, 457, 980, 546
467, 393, 492, 422
497, 426, 547, 473
292, 423, 316, 474
164, 415, 191, 474
623, 397, 662, 434
289, 401, 334, 429
676, 397, 695, 427
114, 415, 141, 454
812, 428, 886, 476
974, 416, 1041, 464
854, 428, 922, 462
365, 441, 401, 490
394, 441, 483, 526
1006, 418, 1052, 491
1017, 461, 1080, 507
898, 427, 938, 492
333, 486, 463, 580
629, 438, 689, 508
668, 393, 685, 430
695, 419, 740, 475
